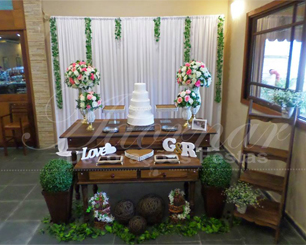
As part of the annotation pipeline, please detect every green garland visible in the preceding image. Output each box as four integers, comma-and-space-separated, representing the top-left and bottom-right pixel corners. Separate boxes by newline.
183, 16, 192, 62
215, 16, 225, 103
50, 17, 63, 109
85, 17, 92, 65
153, 17, 161, 42
115, 18, 122, 40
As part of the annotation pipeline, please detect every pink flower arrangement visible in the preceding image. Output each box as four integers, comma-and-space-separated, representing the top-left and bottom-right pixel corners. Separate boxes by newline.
65, 60, 100, 90
76, 91, 103, 111
176, 60, 211, 89
174, 89, 201, 108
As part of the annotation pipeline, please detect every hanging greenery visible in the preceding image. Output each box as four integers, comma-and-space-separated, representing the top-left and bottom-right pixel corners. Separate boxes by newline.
50, 17, 63, 109
215, 16, 225, 103
183, 16, 192, 62
85, 17, 92, 65
153, 17, 161, 42
115, 18, 122, 40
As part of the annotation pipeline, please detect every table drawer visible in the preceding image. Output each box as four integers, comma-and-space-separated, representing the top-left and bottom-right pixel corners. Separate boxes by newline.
89, 171, 137, 180
141, 169, 189, 179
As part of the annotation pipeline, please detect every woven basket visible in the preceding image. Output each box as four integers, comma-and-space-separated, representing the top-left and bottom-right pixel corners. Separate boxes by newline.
169, 204, 184, 214
94, 220, 107, 230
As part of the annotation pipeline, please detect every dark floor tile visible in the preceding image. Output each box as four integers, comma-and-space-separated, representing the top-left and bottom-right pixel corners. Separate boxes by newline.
199, 226, 242, 241
9, 200, 48, 221
200, 240, 244, 244
9, 173, 39, 185
0, 172, 17, 185
26, 185, 43, 201
0, 185, 34, 201
0, 186, 5, 193
71, 233, 115, 244
0, 201, 19, 221
281, 220, 306, 244
28, 230, 61, 245
0, 221, 40, 244
114, 235, 156, 244
155, 234, 200, 244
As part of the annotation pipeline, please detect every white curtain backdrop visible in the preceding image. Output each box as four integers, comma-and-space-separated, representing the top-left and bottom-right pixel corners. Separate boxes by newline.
52, 16, 221, 155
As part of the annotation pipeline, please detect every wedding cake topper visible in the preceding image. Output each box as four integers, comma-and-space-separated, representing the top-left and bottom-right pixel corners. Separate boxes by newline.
127, 83, 154, 126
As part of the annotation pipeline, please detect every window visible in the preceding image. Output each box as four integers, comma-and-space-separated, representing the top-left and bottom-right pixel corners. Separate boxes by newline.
242, 1, 306, 121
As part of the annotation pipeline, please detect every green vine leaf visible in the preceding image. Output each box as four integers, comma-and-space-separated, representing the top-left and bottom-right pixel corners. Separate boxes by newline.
85, 17, 92, 65
50, 17, 63, 109
183, 16, 192, 62
153, 17, 161, 42
115, 18, 122, 40
215, 16, 225, 103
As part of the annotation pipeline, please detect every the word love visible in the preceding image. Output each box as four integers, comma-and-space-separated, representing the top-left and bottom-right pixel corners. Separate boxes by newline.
81, 143, 117, 160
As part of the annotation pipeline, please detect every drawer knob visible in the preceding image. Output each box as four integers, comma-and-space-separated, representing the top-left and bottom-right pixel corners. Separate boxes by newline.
162, 173, 166, 178
111, 174, 115, 179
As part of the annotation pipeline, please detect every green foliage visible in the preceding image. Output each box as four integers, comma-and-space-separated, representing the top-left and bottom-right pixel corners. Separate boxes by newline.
40, 159, 73, 193
50, 18, 63, 109
271, 89, 306, 108
215, 16, 224, 103
115, 18, 122, 40
225, 181, 263, 207
153, 17, 161, 42
183, 16, 192, 62
85, 17, 92, 64
200, 155, 232, 188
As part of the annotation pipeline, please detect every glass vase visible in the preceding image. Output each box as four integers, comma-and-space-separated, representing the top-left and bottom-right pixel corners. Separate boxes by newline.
191, 87, 201, 118
86, 110, 95, 131
182, 107, 192, 128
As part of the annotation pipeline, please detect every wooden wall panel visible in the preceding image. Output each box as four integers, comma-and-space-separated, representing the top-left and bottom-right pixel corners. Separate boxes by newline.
0, 1, 26, 30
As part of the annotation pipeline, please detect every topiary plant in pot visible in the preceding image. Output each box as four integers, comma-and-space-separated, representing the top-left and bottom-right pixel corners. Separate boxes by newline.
40, 159, 73, 224
200, 155, 232, 218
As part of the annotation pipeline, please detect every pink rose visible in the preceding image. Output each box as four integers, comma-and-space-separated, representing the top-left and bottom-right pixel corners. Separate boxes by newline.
90, 74, 95, 80
79, 61, 86, 65
72, 68, 76, 72
77, 75, 82, 80
185, 95, 190, 102
201, 64, 205, 68
195, 80, 201, 87
97, 100, 101, 105
82, 68, 87, 72
87, 94, 93, 100
69, 77, 75, 85
72, 63, 76, 67
86, 105, 91, 109
186, 80, 191, 85
186, 89, 191, 94
89, 91, 94, 94
186, 69, 192, 75
177, 97, 182, 103
185, 63, 190, 67
178, 69, 181, 73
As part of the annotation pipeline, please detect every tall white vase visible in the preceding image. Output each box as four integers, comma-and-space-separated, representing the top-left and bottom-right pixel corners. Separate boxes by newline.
86, 110, 95, 131
191, 87, 201, 118
182, 107, 192, 128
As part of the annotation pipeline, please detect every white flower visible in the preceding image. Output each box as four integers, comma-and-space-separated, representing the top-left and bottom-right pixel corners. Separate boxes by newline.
92, 101, 98, 108
80, 94, 85, 101
74, 70, 79, 76
192, 65, 198, 69
180, 91, 186, 97
74, 79, 79, 85
92, 96, 96, 101
192, 78, 196, 85
196, 71, 201, 78
200, 67, 205, 72
182, 72, 186, 77
182, 66, 186, 72
189, 98, 194, 104
196, 62, 201, 67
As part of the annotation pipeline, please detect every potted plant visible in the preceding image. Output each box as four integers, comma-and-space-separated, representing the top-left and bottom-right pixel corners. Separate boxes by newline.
168, 189, 191, 223
86, 192, 114, 230
200, 155, 232, 218
40, 159, 73, 224
271, 89, 305, 118
224, 181, 262, 214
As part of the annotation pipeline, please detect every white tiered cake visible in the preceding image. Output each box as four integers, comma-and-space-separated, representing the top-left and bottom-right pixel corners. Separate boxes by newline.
127, 83, 154, 126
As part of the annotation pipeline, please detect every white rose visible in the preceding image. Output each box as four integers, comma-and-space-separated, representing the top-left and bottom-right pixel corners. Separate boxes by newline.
196, 62, 201, 67
189, 98, 194, 105
180, 91, 186, 97
92, 101, 98, 108
192, 65, 198, 69
182, 66, 186, 72
80, 94, 85, 101
196, 71, 201, 78
74, 79, 79, 85
74, 70, 79, 76
92, 96, 96, 101
200, 67, 205, 72
80, 102, 85, 109
182, 72, 186, 77
85, 71, 90, 76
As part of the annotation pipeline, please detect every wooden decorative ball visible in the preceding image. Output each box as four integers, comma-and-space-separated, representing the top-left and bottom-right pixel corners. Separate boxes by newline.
113, 199, 135, 224
128, 216, 147, 235
137, 194, 165, 225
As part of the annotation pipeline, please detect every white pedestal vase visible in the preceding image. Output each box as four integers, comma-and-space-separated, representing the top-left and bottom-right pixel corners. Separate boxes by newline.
191, 87, 201, 118
235, 204, 247, 214
182, 107, 192, 128
281, 106, 294, 118
86, 110, 95, 131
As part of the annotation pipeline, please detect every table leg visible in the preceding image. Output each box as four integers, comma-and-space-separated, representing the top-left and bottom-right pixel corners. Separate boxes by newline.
81, 184, 89, 222
184, 182, 189, 201
188, 181, 196, 216
93, 184, 98, 194
71, 151, 80, 200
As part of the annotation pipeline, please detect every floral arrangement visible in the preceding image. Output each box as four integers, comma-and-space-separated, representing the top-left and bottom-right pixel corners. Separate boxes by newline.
224, 181, 263, 208
65, 60, 100, 90
271, 89, 305, 108
87, 192, 114, 223
176, 60, 211, 89
174, 89, 200, 108
168, 189, 190, 220
76, 91, 102, 111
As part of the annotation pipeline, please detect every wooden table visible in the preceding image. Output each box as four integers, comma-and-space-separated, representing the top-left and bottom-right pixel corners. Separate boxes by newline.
75, 154, 201, 221
60, 118, 216, 219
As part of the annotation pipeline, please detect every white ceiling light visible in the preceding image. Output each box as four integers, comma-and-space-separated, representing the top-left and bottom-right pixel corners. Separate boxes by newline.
17, 34, 20, 37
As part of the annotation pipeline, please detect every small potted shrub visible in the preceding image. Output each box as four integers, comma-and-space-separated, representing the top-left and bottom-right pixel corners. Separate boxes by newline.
271, 89, 305, 118
200, 155, 232, 218
224, 181, 262, 214
40, 159, 73, 224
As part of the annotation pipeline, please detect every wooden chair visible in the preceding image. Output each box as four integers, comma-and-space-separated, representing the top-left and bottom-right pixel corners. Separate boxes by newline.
235, 96, 298, 243
0, 103, 30, 156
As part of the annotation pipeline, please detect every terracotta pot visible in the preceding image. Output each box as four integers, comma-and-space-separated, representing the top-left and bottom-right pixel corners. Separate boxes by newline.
42, 187, 73, 224
201, 185, 226, 219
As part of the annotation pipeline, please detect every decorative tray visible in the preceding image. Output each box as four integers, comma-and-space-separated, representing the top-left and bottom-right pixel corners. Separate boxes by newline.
126, 125, 155, 132
97, 155, 123, 165
154, 154, 180, 164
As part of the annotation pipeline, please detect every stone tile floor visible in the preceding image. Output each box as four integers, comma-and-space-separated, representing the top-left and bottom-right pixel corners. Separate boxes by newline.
0, 148, 304, 244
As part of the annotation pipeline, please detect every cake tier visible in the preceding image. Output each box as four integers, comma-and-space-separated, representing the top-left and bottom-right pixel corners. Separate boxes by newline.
130, 99, 151, 108
127, 114, 154, 126
128, 106, 152, 117
134, 83, 147, 92
131, 91, 150, 101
